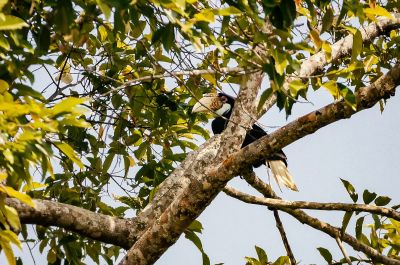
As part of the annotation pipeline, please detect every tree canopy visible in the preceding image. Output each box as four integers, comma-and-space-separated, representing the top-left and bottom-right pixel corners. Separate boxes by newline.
0, 0, 400, 264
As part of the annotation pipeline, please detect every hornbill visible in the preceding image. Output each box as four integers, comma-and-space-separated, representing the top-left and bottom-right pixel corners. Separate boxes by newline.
192, 93, 298, 191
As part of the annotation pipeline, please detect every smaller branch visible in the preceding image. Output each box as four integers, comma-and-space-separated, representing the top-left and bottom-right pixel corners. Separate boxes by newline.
237, 171, 400, 265
273, 210, 297, 265
223, 186, 400, 221
335, 237, 352, 265
99, 67, 254, 97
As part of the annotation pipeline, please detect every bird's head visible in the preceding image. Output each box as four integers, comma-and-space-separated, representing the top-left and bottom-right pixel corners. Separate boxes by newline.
192, 93, 234, 116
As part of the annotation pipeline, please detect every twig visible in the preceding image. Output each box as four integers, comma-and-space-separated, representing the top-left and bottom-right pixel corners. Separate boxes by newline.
335, 236, 352, 265
273, 210, 297, 265
222, 186, 400, 221
99, 67, 255, 97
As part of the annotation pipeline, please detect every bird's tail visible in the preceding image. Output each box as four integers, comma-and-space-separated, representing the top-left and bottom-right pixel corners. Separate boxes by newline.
268, 160, 298, 191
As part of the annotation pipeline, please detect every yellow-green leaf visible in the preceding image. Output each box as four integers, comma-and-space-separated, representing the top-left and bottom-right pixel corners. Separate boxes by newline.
0, 15, 28, 30
0, 79, 9, 93
54, 142, 84, 168
322, 41, 332, 62
217, 7, 242, 16
288, 79, 308, 97
0, 0, 8, 11
52, 97, 87, 115
22, 182, 47, 192
0, 230, 22, 249
1, 205, 20, 230
272, 50, 288, 75
351, 30, 363, 62
0, 241, 15, 265
323, 80, 340, 99
363, 55, 379, 71
364, 6, 394, 19
194, 9, 215, 23
0, 186, 35, 207
98, 25, 108, 42
202, 73, 217, 86
310, 29, 322, 50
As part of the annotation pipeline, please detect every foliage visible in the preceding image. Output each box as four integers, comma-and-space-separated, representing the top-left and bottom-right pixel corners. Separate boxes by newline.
0, 0, 399, 264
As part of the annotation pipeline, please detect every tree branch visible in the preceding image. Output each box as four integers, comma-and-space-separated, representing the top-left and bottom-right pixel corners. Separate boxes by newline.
7, 198, 134, 249
120, 69, 264, 265
335, 237, 352, 265
273, 210, 297, 265
258, 14, 400, 116
223, 186, 400, 221
240, 171, 400, 265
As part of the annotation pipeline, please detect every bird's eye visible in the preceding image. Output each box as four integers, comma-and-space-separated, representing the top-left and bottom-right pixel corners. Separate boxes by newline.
220, 96, 228, 103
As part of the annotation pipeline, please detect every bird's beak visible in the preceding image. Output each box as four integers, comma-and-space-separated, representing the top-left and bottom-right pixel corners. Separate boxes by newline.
192, 96, 220, 113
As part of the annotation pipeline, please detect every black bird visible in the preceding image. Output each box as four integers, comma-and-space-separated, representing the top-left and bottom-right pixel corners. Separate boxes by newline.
192, 93, 298, 191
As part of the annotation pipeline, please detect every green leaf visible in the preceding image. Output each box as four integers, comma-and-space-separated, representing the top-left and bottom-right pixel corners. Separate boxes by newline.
341, 211, 353, 238
272, 49, 288, 75
255, 246, 268, 264
54, 142, 84, 169
317, 247, 332, 263
321, 7, 334, 33
96, 0, 111, 20
0, 34, 10, 50
362, 189, 377, 204
288, 79, 308, 98
163, 23, 175, 52
187, 220, 203, 233
351, 30, 363, 62
0, 15, 28, 30
340, 178, 358, 202
102, 153, 115, 174
272, 256, 289, 265
338, 84, 356, 110
257, 88, 273, 112
184, 230, 210, 265
375, 196, 391, 206
355, 216, 364, 240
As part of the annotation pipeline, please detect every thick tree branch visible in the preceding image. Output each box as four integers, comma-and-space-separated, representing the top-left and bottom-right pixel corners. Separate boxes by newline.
120, 69, 264, 265
223, 186, 400, 221
7, 198, 133, 249
241, 171, 400, 265
258, 14, 400, 116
